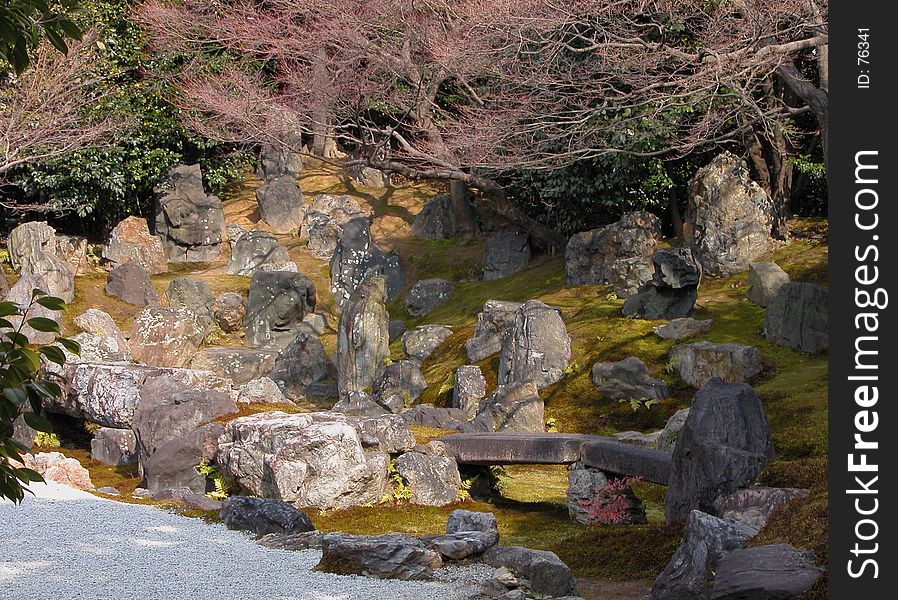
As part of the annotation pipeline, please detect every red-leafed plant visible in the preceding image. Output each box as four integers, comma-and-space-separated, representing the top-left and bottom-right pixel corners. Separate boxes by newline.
578, 476, 642, 525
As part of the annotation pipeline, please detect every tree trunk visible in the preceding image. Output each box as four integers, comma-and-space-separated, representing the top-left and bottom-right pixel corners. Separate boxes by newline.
311, 47, 336, 157
668, 187, 684, 238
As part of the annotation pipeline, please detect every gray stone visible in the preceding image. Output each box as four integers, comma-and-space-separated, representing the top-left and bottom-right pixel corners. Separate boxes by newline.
256, 175, 305, 234
453, 365, 486, 419
656, 408, 690, 454
579, 438, 672, 485
347, 165, 389, 188
129, 306, 205, 368
423, 531, 498, 560
236, 377, 291, 405
483, 230, 530, 280
300, 194, 370, 259
226, 230, 292, 276
465, 300, 522, 362
90, 428, 138, 466
654, 318, 713, 340
622, 248, 702, 320
447, 509, 499, 535
482, 546, 578, 598
566, 461, 646, 525
75, 309, 128, 348
318, 533, 442, 580
301, 312, 328, 335
331, 390, 390, 417
189, 348, 279, 386
712, 487, 810, 532
54, 233, 88, 275
763, 282, 828, 352
613, 431, 662, 448
329, 218, 404, 309
349, 413, 416, 453
18, 249, 74, 303
144, 423, 223, 494
498, 300, 571, 390
226, 223, 247, 249
670, 342, 763, 388
651, 510, 758, 600
709, 544, 822, 599
438, 433, 588, 466
258, 139, 302, 181
401, 405, 469, 430
69, 331, 133, 363
258, 531, 324, 551
565, 211, 662, 296
101, 216, 168, 275
394, 452, 462, 506
685, 153, 774, 277
402, 324, 453, 363
747, 262, 790, 307
213, 292, 246, 333
166, 277, 214, 329
591, 357, 669, 401
405, 278, 453, 317
245, 270, 317, 348
104, 263, 159, 307
337, 273, 390, 399
372, 360, 427, 413
7, 221, 56, 271
221, 496, 314, 535
473, 381, 545, 433
268, 332, 332, 399
389, 319, 407, 343
154, 164, 224, 262
150, 487, 222, 511
665, 379, 774, 521
411, 194, 480, 241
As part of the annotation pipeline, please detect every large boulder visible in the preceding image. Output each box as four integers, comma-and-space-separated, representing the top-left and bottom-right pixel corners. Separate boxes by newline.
591, 356, 669, 401
143, 422, 223, 494
213, 292, 246, 333
300, 194, 370, 259
453, 365, 487, 419
402, 324, 453, 363
709, 544, 823, 599
622, 248, 702, 320
349, 413, 416, 454
236, 377, 291, 405
483, 230, 530, 280
651, 510, 758, 600
226, 230, 292, 276
75, 309, 129, 350
665, 379, 774, 521
256, 175, 305, 234
104, 263, 159, 307
411, 194, 480, 241
465, 300, 521, 361
4, 273, 60, 344
69, 309, 131, 363
763, 282, 828, 352
54, 234, 90, 277
393, 452, 462, 506
685, 152, 775, 277
101, 216, 167, 275
329, 218, 404, 309
401, 405, 469, 431
447, 509, 499, 537
331, 390, 390, 417
472, 381, 544, 433
166, 277, 215, 329
498, 300, 571, 390
405, 278, 453, 317
244, 270, 316, 348
669, 342, 763, 388
154, 163, 224, 262
23, 452, 93, 490
712, 487, 810, 532
18, 249, 74, 303
7, 221, 56, 271
215, 411, 389, 509
189, 348, 278, 386
336, 273, 390, 399
318, 533, 442, 580
371, 360, 427, 413
747, 262, 790, 307
221, 496, 314, 535
267, 332, 332, 399
258, 138, 302, 181
482, 546, 578, 598
566, 211, 662, 296
90, 427, 138, 466
129, 306, 205, 368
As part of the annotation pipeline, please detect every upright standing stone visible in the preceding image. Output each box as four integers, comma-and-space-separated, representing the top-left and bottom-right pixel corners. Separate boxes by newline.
154, 164, 224, 262
622, 248, 702, 320
329, 218, 404, 310
498, 300, 571, 390
166, 277, 215, 329
763, 282, 828, 352
465, 300, 522, 362
337, 273, 390, 399
300, 194, 371, 259
4, 274, 60, 344
483, 230, 530, 280
256, 176, 305, 234
411, 194, 480, 241
7, 221, 56, 271
267, 332, 332, 399
104, 263, 159, 307
226, 230, 292, 276
244, 271, 317, 348
453, 365, 487, 419
747, 262, 790, 307
18, 249, 74, 303
101, 216, 168, 274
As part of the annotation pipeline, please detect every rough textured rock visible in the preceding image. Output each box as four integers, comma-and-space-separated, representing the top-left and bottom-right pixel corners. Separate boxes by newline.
104, 263, 159, 307
0, 268, 7, 297
656, 408, 690, 454
18, 249, 74, 303
267, 332, 332, 399
337, 273, 390, 399
763, 282, 828, 352
654, 318, 713, 340
75, 309, 128, 348
144, 422, 223, 494
129, 306, 205, 368
401, 405, 469, 431
482, 546, 578, 598
150, 487, 222, 511
402, 324, 453, 362
23, 452, 94, 490
91, 427, 138, 466
453, 365, 487, 419
483, 230, 530, 280
685, 152, 775, 277
567, 461, 646, 525
405, 278, 453, 317
318, 533, 442, 580
473, 381, 544, 433
245, 270, 317, 348
4, 273, 61, 344
54, 234, 90, 276
709, 544, 822, 599
221, 496, 314, 535
347, 164, 389, 188
651, 510, 758, 600
670, 342, 763, 388
447, 509, 499, 536
614, 430, 662, 448
498, 300, 571, 390
591, 357, 669, 401
226, 223, 247, 249
8, 221, 56, 271
167, 277, 215, 329
331, 390, 390, 417
329, 218, 404, 309
236, 377, 291, 405
665, 379, 774, 521
101, 216, 168, 274
213, 292, 246, 333
215, 411, 389, 509
411, 193, 480, 241
465, 300, 522, 361
422, 531, 498, 561
565, 211, 662, 296
258, 531, 324, 551
226, 230, 292, 276
622, 248, 702, 320
70, 308, 132, 363
712, 487, 810, 532
256, 175, 305, 234
300, 194, 370, 259
258, 139, 302, 181
372, 360, 427, 413
189, 348, 278, 386
299, 312, 328, 336
747, 262, 790, 307
389, 319, 408, 343
394, 452, 462, 506
349, 413, 416, 454
154, 164, 224, 262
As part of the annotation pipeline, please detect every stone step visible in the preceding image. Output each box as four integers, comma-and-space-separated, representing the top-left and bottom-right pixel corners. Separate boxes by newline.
580, 438, 671, 485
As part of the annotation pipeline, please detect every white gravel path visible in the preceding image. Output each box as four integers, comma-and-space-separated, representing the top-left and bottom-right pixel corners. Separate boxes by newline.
0, 483, 492, 600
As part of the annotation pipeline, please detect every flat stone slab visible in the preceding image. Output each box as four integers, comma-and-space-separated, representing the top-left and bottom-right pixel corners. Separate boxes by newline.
580, 438, 671, 485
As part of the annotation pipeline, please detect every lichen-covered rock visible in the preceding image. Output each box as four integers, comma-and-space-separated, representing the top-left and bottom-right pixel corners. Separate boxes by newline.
23, 452, 94, 490
453, 365, 487, 419
472, 381, 544, 433
372, 360, 427, 413
245, 270, 316, 348
747, 262, 790, 307
337, 273, 390, 399
318, 533, 442, 580
91, 428, 138, 466
483, 230, 530, 280
712, 487, 810, 532
653, 318, 713, 340
4, 273, 61, 344
166, 277, 215, 329
221, 496, 314, 535
129, 306, 205, 368
329, 218, 404, 309
104, 263, 159, 307
226, 230, 292, 276
763, 282, 828, 352
69, 310, 133, 363
54, 234, 90, 276
498, 300, 571, 390
7, 221, 56, 271
669, 342, 763, 388
154, 163, 224, 262
331, 390, 390, 417
411, 193, 480, 241
189, 348, 279, 386
18, 249, 74, 303
101, 216, 167, 274
213, 292, 246, 333
709, 544, 822, 599
348, 413, 416, 454
267, 332, 332, 399
236, 377, 291, 405
402, 324, 453, 363
656, 408, 690, 454
566, 211, 662, 296
256, 175, 305, 234
465, 300, 521, 362
685, 152, 775, 277
75, 309, 128, 346
622, 248, 702, 320
401, 405, 469, 431
144, 422, 224, 494
394, 452, 462, 506
482, 546, 578, 598
300, 194, 371, 259
405, 278, 453, 317
591, 357, 669, 401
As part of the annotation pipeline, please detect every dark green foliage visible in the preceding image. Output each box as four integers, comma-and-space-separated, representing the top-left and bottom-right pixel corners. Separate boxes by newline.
0, 0, 83, 74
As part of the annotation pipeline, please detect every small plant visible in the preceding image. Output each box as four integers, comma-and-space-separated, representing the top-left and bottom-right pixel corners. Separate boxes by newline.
489, 465, 508, 495
605, 291, 619, 302
204, 322, 223, 346
196, 460, 231, 500
620, 397, 659, 412
34, 432, 60, 448
437, 373, 455, 398
458, 477, 474, 501
545, 417, 558, 433
578, 476, 642, 525
562, 361, 581, 376
381, 459, 413, 503
0, 249, 8, 264
384, 357, 393, 367
664, 357, 679, 374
